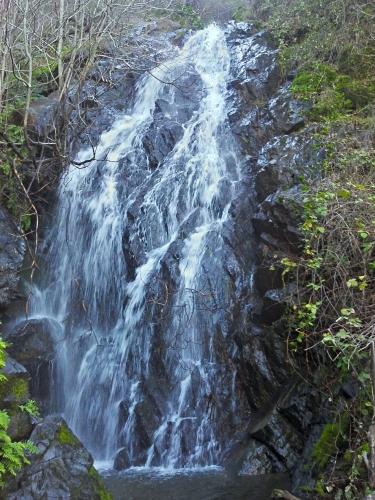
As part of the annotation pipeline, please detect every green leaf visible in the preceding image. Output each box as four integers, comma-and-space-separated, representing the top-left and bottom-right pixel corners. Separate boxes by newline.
346, 278, 358, 288
358, 231, 369, 239
340, 308, 355, 316
336, 189, 351, 199
363, 242, 374, 252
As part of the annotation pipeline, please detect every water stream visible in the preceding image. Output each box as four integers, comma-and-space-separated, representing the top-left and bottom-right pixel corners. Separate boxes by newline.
30, 25, 248, 470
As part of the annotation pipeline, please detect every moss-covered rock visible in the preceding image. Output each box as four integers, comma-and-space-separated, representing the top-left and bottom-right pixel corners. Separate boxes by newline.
0, 356, 33, 441
2, 415, 113, 500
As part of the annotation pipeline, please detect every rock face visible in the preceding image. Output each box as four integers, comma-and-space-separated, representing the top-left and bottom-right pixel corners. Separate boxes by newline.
1, 21, 326, 483
0, 208, 25, 312
2, 415, 112, 500
109, 23, 320, 473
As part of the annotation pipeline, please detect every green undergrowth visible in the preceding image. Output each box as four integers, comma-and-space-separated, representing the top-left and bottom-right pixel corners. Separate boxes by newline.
0, 334, 39, 487
311, 416, 349, 471
237, 2, 375, 497
233, 0, 375, 122
171, 4, 204, 29
272, 121, 375, 498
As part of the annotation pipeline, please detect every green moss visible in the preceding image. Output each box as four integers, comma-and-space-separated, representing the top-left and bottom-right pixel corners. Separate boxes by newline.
12, 379, 28, 400
0, 377, 28, 410
290, 63, 375, 120
291, 64, 338, 96
299, 486, 314, 493
343, 450, 352, 464
88, 466, 113, 500
88, 466, 97, 478
58, 424, 81, 448
312, 416, 349, 471
315, 479, 329, 497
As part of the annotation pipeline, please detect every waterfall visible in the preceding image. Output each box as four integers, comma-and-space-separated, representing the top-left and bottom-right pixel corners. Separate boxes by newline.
31, 25, 243, 468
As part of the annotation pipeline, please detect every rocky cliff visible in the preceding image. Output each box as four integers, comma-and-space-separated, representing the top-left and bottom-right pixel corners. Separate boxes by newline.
0, 21, 330, 494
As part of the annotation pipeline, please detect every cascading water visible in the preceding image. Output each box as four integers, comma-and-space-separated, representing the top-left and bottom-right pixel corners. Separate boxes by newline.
30, 25, 244, 469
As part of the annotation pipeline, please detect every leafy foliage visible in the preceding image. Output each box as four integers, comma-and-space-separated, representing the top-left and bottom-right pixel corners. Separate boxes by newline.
172, 4, 204, 29
0, 413, 38, 487
18, 400, 40, 418
272, 131, 375, 497
0, 333, 38, 487
237, 1, 375, 496
234, 0, 375, 120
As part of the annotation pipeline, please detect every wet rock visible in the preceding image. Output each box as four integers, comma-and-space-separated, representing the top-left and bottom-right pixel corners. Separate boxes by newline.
228, 26, 281, 102
142, 19, 181, 35
6, 319, 55, 364
143, 120, 184, 169
252, 190, 303, 254
254, 134, 314, 203
0, 208, 25, 312
267, 90, 312, 134
232, 327, 291, 410
2, 415, 112, 500
252, 410, 304, 471
134, 392, 163, 441
9, 93, 60, 140
5, 319, 58, 414
6, 410, 34, 442
240, 441, 281, 475
255, 284, 297, 325
116, 397, 154, 467
113, 448, 132, 470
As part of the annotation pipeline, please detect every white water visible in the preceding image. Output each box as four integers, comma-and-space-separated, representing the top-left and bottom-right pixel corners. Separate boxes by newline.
30, 25, 242, 467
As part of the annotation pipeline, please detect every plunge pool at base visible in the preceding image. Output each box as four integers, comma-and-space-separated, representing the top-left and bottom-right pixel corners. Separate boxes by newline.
100, 467, 290, 500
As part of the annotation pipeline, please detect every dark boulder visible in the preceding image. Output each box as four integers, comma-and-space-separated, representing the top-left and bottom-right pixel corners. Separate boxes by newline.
9, 93, 60, 142
5, 319, 59, 414
6, 319, 55, 364
113, 448, 132, 470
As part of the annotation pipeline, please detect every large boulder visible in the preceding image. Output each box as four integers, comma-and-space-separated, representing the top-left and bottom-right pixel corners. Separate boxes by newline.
5, 319, 55, 365
0, 208, 25, 312
2, 415, 112, 500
